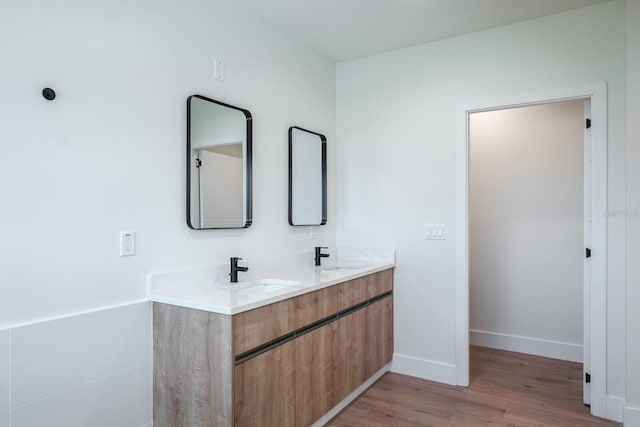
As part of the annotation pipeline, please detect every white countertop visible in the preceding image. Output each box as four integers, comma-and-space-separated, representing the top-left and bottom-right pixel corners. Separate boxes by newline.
147, 248, 395, 315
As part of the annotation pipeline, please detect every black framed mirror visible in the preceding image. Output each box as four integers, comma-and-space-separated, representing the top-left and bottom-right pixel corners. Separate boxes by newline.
187, 95, 252, 229
288, 126, 327, 226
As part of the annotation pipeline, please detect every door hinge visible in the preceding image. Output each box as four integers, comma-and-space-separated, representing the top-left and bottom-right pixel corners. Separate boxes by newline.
586, 118, 592, 129
195, 159, 202, 168
586, 372, 591, 383
586, 248, 591, 258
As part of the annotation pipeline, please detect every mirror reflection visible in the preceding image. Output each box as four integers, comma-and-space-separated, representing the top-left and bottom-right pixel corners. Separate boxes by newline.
187, 95, 252, 229
289, 126, 327, 226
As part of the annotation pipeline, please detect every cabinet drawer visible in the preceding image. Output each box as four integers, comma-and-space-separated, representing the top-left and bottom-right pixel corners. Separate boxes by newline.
367, 268, 393, 299
336, 275, 368, 312
337, 270, 393, 312
233, 298, 296, 356
294, 285, 338, 329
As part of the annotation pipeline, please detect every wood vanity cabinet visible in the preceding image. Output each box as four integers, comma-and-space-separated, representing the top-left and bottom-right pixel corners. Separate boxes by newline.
154, 268, 393, 427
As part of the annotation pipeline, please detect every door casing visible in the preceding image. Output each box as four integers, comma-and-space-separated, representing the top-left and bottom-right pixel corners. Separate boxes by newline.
455, 83, 608, 418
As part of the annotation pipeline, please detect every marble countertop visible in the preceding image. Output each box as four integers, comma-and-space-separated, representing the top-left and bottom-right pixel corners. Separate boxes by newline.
146, 248, 395, 315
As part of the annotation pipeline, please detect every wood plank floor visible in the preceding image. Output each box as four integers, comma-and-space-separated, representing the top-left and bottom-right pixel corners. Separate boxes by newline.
327, 346, 621, 426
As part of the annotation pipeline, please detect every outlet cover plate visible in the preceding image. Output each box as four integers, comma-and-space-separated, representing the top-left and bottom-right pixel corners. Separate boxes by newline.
120, 231, 135, 256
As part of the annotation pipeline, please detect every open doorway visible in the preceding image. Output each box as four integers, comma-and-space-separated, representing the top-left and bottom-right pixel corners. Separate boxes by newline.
468, 99, 588, 404
455, 83, 608, 419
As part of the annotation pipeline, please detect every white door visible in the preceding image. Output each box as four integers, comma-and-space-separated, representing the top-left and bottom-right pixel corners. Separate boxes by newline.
198, 148, 244, 228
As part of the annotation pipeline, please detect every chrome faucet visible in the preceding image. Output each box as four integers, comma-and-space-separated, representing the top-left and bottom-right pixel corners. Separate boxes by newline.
315, 247, 330, 266
230, 257, 248, 283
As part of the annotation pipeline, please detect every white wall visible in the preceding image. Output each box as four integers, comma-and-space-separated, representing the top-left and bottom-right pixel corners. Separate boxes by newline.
626, 0, 640, 424
0, 0, 335, 425
336, 0, 626, 403
0, 302, 152, 427
469, 101, 584, 361
0, 0, 336, 328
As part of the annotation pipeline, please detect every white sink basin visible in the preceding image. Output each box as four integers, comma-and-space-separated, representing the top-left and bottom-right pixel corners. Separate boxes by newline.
233, 279, 300, 294
324, 265, 368, 272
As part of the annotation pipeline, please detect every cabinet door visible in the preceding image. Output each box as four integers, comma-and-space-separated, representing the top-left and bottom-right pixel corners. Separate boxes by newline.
295, 323, 336, 426
365, 296, 394, 378
234, 340, 296, 427
333, 308, 367, 403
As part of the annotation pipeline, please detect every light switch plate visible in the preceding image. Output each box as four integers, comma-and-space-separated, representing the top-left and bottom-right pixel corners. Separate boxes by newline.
424, 224, 445, 240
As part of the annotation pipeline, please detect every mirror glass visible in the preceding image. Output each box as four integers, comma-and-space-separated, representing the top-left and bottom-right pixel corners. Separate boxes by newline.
289, 126, 327, 226
187, 95, 252, 229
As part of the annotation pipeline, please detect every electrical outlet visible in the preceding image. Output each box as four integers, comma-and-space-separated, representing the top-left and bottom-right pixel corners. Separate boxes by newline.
214, 58, 225, 81
120, 231, 135, 256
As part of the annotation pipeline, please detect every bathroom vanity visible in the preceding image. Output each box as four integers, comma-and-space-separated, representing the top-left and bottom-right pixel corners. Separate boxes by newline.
149, 251, 394, 427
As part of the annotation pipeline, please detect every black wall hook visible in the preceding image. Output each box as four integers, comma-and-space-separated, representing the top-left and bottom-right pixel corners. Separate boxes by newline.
42, 88, 56, 101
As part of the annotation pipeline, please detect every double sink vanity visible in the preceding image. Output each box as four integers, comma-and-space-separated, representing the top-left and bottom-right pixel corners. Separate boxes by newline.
148, 248, 395, 427
172, 94, 391, 425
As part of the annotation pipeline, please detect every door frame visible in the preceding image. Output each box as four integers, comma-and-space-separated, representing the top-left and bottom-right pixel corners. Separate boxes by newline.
454, 83, 608, 417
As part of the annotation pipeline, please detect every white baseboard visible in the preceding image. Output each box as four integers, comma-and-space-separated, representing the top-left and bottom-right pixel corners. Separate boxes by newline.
606, 395, 624, 422
625, 406, 640, 427
310, 363, 390, 427
391, 353, 457, 385
470, 329, 583, 363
